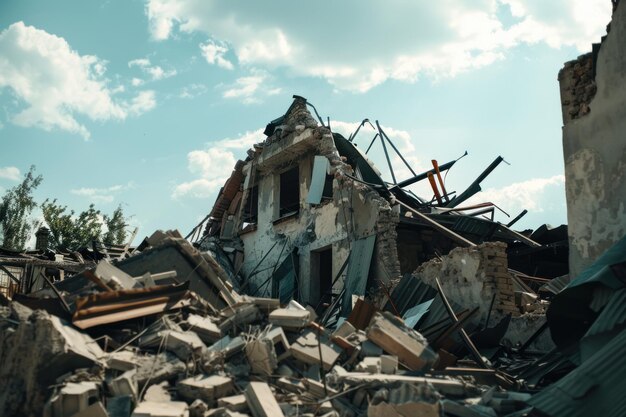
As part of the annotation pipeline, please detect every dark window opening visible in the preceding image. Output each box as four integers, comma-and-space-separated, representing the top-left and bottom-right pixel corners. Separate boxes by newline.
242, 185, 258, 224
322, 174, 334, 200
279, 166, 300, 217
312, 247, 333, 311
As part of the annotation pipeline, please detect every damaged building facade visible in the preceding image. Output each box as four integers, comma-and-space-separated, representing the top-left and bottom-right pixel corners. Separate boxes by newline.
1, 2, 626, 417
200, 96, 565, 334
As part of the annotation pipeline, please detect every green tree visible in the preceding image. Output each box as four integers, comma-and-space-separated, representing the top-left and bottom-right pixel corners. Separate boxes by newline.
103, 205, 128, 246
0, 166, 43, 250
42, 200, 105, 251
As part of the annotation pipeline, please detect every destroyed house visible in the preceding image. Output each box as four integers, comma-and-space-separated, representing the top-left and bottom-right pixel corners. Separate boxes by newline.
199, 96, 568, 319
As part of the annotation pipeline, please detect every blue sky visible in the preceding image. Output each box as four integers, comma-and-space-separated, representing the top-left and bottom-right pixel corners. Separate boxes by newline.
0, 0, 613, 244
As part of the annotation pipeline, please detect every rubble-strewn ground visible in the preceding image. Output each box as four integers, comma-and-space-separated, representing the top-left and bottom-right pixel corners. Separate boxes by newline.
2, 228, 623, 417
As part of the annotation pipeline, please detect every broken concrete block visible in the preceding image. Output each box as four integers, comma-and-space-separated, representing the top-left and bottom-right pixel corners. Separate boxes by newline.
207, 335, 246, 358
143, 382, 172, 402
177, 374, 234, 406
244, 382, 285, 417
188, 399, 208, 417
245, 326, 290, 375
219, 304, 262, 331
366, 312, 436, 371
95, 260, 137, 289
107, 396, 133, 417
184, 314, 222, 344
107, 370, 138, 401
268, 307, 311, 329
107, 350, 138, 372
368, 382, 441, 417
131, 401, 189, 417
217, 395, 248, 412
332, 321, 357, 339
290, 330, 342, 371
142, 330, 206, 361
47, 381, 101, 417
380, 355, 398, 374
355, 357, 381, 374
135, 352, 186, 388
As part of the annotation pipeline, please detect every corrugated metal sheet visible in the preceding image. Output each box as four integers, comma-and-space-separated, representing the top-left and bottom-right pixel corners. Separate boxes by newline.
341, 235, 376, 316
272, 251, 297, 304
306, 156, 329, 205
585, 288, 626, 336
529, 329, 626, 417
548, 235, 626, 348
384, 274, 437, 315
580, 288, 626, 362
539, 274, 571, 296
72, 282, 194, 329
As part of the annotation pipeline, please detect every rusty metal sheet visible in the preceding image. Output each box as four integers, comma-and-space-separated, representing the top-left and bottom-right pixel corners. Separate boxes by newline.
72, 282, 194, 329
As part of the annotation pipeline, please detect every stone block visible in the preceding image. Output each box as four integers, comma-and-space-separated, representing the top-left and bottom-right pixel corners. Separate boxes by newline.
177, 374, 234, 406
366, 312, 436, 371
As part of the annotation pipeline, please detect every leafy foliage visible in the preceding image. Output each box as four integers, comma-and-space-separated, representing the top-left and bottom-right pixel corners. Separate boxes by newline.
103, 205, 128, 246
41, 200, 104, 251
0, 166, 43, 250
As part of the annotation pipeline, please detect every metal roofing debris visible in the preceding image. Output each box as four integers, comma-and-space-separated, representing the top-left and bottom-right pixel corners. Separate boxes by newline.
341, 234, 376, 316
306, 155, 330, 205
72, 282, 195, 329
548, 234, 626, 348
529, 329, 626, 417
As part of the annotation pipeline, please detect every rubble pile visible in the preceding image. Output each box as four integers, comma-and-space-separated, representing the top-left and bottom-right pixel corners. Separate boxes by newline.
2, 227, 624, 417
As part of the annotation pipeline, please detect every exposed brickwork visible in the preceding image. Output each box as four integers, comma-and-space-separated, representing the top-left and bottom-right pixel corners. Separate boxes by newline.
414, 241, 520, 324
558, 53, 597, 124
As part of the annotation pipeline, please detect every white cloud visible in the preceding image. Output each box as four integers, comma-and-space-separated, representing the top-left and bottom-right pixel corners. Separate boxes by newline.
200, 40, 234, 69
0, 166, 21, 181
222, 69, 279, 104
173, 129, 265, 199
71, 182, 134, 203
127, 90, 157, 115
128, 57, 177, 81
466, 174, 565, 214
145, 0, 612, 92
179, 83, 207, 99
0, 22, 156, 138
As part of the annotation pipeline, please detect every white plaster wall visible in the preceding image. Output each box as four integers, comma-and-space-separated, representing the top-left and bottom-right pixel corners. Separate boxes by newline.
562, 4, 626, 276
239, 147, 375, 305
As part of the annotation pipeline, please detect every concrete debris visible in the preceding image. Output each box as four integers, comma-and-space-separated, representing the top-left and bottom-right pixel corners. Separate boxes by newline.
366, 312, 437, 371
4, 23, 626, 413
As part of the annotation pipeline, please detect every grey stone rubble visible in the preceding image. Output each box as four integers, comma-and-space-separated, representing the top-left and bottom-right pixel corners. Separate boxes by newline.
0, 228, 553, 417
1, 3, 626, 415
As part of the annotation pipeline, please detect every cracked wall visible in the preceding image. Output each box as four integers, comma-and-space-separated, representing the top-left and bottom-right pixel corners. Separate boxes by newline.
236, 98, 400, 307
559, 3, 626, 277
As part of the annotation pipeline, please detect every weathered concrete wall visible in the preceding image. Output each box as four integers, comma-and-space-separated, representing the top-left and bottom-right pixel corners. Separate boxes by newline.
560, 3, 626, 277
239, 101, 400, 306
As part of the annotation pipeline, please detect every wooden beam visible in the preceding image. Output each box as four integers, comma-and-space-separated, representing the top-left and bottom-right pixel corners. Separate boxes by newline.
435, 278, 489, 369
0, 264, 21, 285
40, 271, 72, 314
396, 200, 476, 247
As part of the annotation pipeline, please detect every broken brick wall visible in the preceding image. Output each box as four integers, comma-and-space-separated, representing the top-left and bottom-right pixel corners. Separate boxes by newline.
413, 241, 518, 325
560, 2, 626, 277
558, 53, 596, 123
